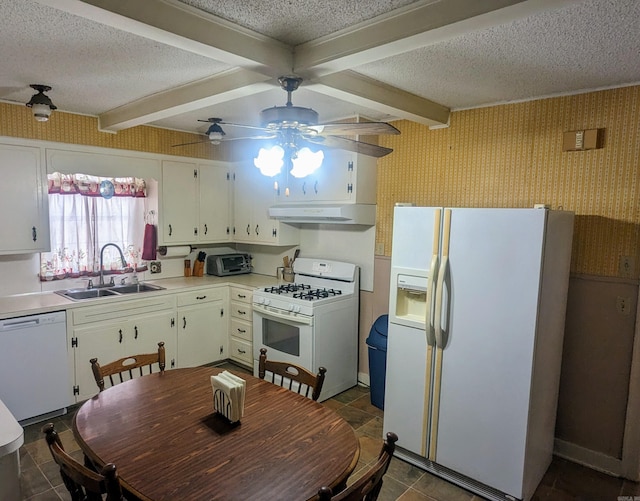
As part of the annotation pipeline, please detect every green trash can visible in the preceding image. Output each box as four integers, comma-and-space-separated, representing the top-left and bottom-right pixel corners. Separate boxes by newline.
365, 315, 388, 410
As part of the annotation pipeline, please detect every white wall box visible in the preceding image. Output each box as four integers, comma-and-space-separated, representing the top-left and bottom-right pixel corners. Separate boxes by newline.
0, 143, 50, 254
69, 295, 178, 401
176, 287, 228, 368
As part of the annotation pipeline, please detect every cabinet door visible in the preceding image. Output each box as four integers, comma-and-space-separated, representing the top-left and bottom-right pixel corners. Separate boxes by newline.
232, 166, 254, 243
177, 302, 226, 367
251, 173, 279, 244
73, 322, 126, 401
0, 144, 49, 254
128, 311, 177, 370
161, 160, 198, 244
199, 163, 231, 243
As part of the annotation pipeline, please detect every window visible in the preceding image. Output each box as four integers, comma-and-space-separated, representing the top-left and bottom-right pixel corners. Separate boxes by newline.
40, 172, 148, 281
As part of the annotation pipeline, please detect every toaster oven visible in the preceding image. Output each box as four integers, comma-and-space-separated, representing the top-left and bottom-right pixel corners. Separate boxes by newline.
206, 253, 252, 276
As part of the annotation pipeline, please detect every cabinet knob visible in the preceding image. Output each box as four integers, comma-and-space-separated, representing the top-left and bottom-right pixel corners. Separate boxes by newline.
168, 224, 173, 236
32, 226, 37, 242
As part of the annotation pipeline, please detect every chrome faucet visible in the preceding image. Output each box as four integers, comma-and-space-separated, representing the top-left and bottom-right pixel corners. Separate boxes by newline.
99, 243, 128, 286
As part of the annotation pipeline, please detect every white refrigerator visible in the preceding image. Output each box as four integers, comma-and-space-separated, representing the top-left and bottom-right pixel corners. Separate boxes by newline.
383, 207, 574, 501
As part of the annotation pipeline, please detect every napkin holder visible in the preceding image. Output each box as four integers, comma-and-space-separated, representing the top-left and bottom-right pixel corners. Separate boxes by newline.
210, 372, 246, 424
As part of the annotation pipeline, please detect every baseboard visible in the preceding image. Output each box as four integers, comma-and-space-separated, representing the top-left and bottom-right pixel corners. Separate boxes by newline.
357, 372, 370, 387
554, 438, 622, 477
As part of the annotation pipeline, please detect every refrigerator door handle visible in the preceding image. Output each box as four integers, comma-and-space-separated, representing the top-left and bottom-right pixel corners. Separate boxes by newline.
425, 254, 439, 346
434, 256, 449, 348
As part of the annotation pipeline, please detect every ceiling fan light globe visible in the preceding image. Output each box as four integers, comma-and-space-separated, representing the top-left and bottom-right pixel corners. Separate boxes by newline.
290, 148, 324, 178
208, 131, 223, 142
254, 145, 284, 177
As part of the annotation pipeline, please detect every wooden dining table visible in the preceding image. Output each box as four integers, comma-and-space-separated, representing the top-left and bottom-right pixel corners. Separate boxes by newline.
72, 367, 360, 501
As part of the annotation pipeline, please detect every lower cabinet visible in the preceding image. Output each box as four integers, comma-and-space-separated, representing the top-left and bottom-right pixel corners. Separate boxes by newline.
70, 295, 178, 402
229, 286, 254, 368
176, 287, 228, 368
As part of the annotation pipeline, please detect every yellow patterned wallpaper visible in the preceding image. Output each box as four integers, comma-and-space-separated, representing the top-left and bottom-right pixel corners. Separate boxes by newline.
2, 86, 638, 278
377, 86, 640, 278
0, 102, 231, 160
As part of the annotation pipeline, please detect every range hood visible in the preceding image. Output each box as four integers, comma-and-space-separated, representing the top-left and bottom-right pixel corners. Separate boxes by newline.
268, 204, 376, 225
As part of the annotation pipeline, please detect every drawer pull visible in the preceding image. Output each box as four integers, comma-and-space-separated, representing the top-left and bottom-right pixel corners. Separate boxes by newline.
237, 310, 246, 315
196, 295, 207, 300
237, 328, 246, 333
237, 294, 246, 299
237, 348, 246, 354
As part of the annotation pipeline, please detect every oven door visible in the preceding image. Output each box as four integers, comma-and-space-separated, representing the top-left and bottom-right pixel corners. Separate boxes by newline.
253, 303, 313, 369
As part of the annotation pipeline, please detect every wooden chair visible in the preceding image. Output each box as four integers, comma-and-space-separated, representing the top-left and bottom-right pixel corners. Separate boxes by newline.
317, 432, 398, 501
42, 422, 124, 501
258, 347, 327, 401
91, 341, 166, 392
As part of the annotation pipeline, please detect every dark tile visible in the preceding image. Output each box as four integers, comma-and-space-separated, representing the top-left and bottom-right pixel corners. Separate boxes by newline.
553, 458, 622, 500
621, 480, 640, 495
386, 456, 426, 487
397, 489, 435, 501
378, 475, 417, 501
358, 416, 384, 440
357, 434, 387, 464
322, 398, 344, 411
412, 472, 475, 501
349, 393, 384, 418
23, 487, 62, 501
334, 405, 376, 429
39, 459, 64, 488
19, 453, 53, 499
332, 385, 368, 404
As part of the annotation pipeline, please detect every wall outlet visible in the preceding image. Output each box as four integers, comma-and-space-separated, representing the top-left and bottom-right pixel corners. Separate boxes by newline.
149, 261, 161, 274
616, 296, 632, 315
619, 256, 635, 278
375, 242, 385, 255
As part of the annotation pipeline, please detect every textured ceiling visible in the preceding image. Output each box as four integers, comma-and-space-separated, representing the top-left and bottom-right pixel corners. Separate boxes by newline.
0, 0, 638, 141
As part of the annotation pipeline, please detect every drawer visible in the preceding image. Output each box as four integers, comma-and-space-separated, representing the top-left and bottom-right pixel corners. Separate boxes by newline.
230, 286, 253, 304
231, 300, 252, 321
177, 287, 224, 307
230, 338, 252, 365
230, 318, 252, 342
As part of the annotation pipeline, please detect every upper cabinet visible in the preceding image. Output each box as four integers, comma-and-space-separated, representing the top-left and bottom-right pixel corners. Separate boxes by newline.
233, 164, 298, 245
279, 150, 377, 204
0, 143, 50, 254
160, 160, 232, 245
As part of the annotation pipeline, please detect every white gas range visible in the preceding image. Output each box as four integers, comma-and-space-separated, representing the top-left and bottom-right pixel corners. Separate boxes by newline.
252, 258, 359, 401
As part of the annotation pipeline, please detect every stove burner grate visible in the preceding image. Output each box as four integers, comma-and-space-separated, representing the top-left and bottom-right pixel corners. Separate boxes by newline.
293, 288, 343, 301
263, 283, 311, 294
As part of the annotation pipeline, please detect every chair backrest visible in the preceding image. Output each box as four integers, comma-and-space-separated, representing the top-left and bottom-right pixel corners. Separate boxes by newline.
317, 432, 398, 501
91, 341, 166, 392
42, 423, 124, 501
258, 348, 327, 401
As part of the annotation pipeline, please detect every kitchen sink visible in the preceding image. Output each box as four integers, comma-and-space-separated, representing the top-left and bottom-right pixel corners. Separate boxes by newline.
107, 283, 165, 294
55, 283, 165, 301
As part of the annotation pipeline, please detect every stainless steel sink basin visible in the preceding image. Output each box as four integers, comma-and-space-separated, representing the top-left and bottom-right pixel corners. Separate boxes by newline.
108, 283, 165, 294
56, 288, 119, 300
55, 282, 165, 301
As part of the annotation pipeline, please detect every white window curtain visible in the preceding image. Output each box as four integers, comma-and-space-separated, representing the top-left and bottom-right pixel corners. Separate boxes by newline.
40, 173, 147, 281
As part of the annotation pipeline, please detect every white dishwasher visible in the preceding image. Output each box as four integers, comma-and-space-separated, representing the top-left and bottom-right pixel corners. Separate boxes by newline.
0, 311, 69, 423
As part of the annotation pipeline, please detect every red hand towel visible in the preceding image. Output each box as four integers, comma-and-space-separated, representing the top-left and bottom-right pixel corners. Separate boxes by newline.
142, 224, 157, 260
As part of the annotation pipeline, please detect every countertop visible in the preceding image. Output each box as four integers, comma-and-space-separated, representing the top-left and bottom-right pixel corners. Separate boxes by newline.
0, 273, 278, 321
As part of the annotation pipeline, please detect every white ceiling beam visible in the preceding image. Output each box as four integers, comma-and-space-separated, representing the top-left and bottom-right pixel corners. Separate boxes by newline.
35, 0, 293, 76
308, 71, 450, 127
99, 69, 274, 131
294, 0, 583, 76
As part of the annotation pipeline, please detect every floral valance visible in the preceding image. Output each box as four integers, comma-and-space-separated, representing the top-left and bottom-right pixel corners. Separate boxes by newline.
47, 172, 146, 197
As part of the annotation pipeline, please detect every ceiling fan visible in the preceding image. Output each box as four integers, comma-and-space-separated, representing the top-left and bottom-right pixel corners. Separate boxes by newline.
171, 76, 400, 157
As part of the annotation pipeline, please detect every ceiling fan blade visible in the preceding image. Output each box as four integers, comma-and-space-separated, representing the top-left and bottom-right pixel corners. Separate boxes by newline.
304, 135, 394, 158
171, 139, 211, 147
219, 121, 273, 133
306, 122, 400, 136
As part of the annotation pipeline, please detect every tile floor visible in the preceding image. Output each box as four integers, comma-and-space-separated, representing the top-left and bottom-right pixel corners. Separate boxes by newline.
17, 362, 640, 501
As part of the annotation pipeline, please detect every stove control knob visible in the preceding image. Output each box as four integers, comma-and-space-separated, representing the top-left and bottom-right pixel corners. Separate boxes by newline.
293, 305, 301, 313
287, 303, 295, 312
255, 297, 264, 305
